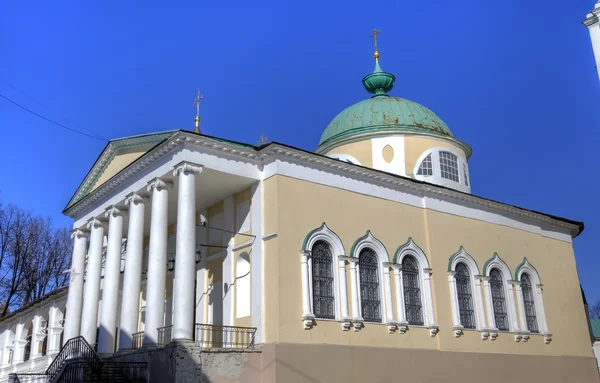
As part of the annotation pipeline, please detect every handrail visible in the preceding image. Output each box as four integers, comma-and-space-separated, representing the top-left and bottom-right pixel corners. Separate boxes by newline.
194, 323, 256, 349
56, 361, 147, 383
157, 325, 173, 347
131, 331, 144, 350
45, 336, 100, 378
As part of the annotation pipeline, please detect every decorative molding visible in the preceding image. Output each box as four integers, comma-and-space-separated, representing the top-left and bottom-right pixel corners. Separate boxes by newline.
489, 331, 498, 341
105, 206, 126, 219
481, 330, 490, 341
262, 233, 277, 241
147, 177, 173, 193
341, 318, 352, 331
453, 326, 464, 338
302, 314, 315, 330
398, 321, 409, 334
71, 228, 89, 239
173, 161, 203, 177
64, 133, 582, 241
86, 217, 106, 231
352, 319, 363, 332
429, 325, 439, 337
124, 192, 148, 206
543, 333, 552, 344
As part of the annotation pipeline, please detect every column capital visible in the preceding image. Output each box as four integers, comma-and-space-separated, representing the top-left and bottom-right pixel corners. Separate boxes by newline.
173, 161, 203, 177
147, 177, 173, 192
509, 280, 521, 287
382, 262, 393, 268
338, 255, 350, 262
447, 271, 456, 277
71, 228, 89, 239
477, 275, 490, 282
105, 206, 127, 219
348, 257, 359, 264
299, 249, 311, 258
125, 192, 149, 206
392, 263, 402, 271
87, 217, 106, 230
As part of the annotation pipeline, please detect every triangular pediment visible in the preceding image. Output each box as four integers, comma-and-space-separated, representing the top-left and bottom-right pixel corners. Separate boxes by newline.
64, 131, 176, 211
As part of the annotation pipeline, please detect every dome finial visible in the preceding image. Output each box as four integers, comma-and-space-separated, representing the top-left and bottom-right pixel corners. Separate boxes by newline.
370, 29, 381, 63
363, 29, 395, 97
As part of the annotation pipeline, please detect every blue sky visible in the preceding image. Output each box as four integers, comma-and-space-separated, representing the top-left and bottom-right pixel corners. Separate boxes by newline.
1, 1, 599, 301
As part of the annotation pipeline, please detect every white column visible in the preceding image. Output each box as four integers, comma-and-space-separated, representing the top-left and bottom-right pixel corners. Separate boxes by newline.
535, 284, 550, 334
80, 218, 105, 345
172, 162, 203, 341
447, 271, 462, 335
392, 264, 408, 329
473, 275, 487, 332
98, 206, 125, 355
423, 268, 438, 335
349, 257, 362, 331
118, 193, 147, 351
300, 250, 314, 329
29, 315, 42, 360
514, 281, 528, 333
250, 182, 264, 343
63, 228, 88, 342
337, 256, 351, 330
144, 178, 172, 346
482, 276, 497, 331
47, 306, 64, 355
507, 281, 520, 332
382, 262, 396, 332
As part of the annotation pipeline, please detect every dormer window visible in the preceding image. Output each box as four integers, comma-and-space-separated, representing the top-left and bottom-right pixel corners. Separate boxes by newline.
439, 151, 459, 182
416, 154, 433, 176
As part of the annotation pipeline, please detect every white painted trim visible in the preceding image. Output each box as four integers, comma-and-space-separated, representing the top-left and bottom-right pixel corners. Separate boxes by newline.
351, 232, 392, 325
303, 223, 344, 321
448, 248, 485, 332
394, 239, 435, 328
195, 208, 208, 326
515, 259, 549, 335
482, 254, 518, 333
251, 181, 264, 342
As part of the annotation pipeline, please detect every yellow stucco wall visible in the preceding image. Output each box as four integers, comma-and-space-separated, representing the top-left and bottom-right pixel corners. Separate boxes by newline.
325, 140, 373, 167
264, 174, 590, 358
92, 148, 149, 191
404, 135, 467, 176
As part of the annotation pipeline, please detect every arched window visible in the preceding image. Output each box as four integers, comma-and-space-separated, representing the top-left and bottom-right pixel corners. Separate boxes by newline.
359, 248, 381, 323
402, 255, 423, 325
439, 151, 459, 182
311, 240, 335, 319
455, 262, 475, 329
416, 154, 433, 176
490, 268, 508, 331
521, 273, 538, 333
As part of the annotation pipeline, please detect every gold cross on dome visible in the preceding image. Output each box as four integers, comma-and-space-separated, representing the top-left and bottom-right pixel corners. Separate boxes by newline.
370, 29, 381, 54
194, 89, 203, 117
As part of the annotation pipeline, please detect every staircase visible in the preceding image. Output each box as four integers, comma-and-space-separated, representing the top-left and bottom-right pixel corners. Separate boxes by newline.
8, 337, 147, 383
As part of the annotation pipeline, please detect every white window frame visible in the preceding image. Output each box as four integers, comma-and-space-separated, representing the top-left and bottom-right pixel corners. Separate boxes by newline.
447, 247, 487, 338
514, 258, 551, 343
300, 223, 344, 329
393, 238, 438, 336
413, 147, 471, 194
351, 231, 395, 332
482, 253, 518, 339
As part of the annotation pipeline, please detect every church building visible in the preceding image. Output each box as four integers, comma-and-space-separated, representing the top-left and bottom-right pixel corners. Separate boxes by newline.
0, 34, 597, 382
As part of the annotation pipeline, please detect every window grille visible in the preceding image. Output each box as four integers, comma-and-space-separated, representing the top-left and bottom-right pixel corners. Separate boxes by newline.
416, 154, 433, 176
521, 274, 539, 333
455, 263, 475, 329
359, 248, 381, 322
490, 268, 508, 331
311, 240, 335, 319
463, 163, 469, 186
439, 151, 459, 182
402, 255, 423, 325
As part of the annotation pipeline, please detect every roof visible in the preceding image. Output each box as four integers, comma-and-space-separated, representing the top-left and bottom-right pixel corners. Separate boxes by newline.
0, 286, 68, 324
63, 129, 584, 237
590, 319, 600, 339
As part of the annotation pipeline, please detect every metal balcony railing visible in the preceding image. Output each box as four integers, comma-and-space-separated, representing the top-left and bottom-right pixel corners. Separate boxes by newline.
194, 323, 256, 350
131, 331, 144, 350
157, 325, 173, 347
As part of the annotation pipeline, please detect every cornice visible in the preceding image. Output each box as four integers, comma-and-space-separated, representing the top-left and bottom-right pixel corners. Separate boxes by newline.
64, 132, 582, 238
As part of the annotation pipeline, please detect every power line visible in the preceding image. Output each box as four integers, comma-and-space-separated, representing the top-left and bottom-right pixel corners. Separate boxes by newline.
0, 92, 107, 142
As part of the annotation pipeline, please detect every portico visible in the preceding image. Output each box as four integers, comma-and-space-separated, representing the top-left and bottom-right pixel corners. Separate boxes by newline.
62, 133, 263, 355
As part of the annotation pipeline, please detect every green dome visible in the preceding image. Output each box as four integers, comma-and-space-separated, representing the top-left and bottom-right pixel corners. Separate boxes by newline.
318, 96, 453, 147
